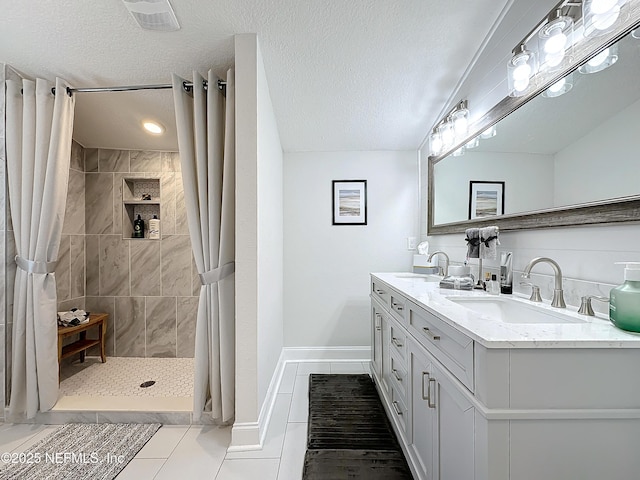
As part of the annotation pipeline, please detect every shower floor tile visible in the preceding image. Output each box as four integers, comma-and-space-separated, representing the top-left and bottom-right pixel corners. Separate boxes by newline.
56, 356, 194, 412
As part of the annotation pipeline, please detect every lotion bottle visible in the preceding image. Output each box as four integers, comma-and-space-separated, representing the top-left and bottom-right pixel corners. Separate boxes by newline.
609, 262, 640, 333
149, 215, 160, 240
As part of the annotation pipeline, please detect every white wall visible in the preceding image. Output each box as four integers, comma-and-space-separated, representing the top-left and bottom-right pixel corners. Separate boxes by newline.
256, 40, 284, 410
284, 150, 419, 347
433, 150, 554, 224
234, 33, 284, 448
421, 3, 640, 317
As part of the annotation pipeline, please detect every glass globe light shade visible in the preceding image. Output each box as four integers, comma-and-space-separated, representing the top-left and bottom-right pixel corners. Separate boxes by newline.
583, 0, 627, 37
508, 47, 538, 97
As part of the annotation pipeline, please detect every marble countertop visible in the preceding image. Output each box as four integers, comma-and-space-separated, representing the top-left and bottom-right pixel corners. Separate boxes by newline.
372, 272, 640, 348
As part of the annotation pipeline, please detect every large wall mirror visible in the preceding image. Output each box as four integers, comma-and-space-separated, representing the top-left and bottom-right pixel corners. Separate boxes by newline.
428, 9, 640, 235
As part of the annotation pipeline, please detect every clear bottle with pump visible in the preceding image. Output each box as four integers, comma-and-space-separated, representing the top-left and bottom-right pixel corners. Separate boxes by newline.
488, 274, 500, 295
609, 262, 640, 333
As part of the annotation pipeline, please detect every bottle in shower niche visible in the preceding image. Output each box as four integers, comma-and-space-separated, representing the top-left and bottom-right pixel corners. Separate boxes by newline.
149, 215, 160, 240
133, 214, 145, 238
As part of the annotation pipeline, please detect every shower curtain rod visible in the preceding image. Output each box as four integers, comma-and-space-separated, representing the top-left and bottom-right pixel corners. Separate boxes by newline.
51, 79, 226, 97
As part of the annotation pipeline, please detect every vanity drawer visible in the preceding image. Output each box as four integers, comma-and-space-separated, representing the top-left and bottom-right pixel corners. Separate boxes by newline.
408, 302, 474, 391
389, 322, 407, 362
389, 350, 408, 403
390, 385, 409, 437
390, 294, 407, 323
371, 280, 391, 308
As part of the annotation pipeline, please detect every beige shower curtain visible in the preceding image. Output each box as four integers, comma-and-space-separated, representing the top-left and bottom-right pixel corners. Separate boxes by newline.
172, 70, 235, 422
5, 77, 75, 418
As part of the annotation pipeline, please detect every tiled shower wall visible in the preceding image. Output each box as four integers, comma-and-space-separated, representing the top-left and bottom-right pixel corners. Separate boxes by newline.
55, 144, 198, 359
82, 147, 198, 358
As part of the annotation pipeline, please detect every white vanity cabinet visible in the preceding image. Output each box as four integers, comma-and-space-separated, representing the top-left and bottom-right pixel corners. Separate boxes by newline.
370, 273, 640, 480
371, 278, 475, 480
408, 337, 475, 480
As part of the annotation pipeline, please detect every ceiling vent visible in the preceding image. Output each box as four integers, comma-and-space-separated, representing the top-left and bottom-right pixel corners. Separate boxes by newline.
122, 0, 180, 31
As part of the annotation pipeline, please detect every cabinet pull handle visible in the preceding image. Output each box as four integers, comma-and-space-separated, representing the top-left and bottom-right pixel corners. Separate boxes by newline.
392, 401, 403, 416
428, 378, 436, 409
421, 372, 430, 400
375, 313, 381, 329
375, 326, 381, 331
392, 337, 403, 348
422, 327, 441, 341
392, 369, 402, 382
392, 302, 404, 311
375, 289, 385, 295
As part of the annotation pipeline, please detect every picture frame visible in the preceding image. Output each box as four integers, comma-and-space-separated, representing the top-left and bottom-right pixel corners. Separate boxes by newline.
468, 181, 505, 220
332, 180, 367, 225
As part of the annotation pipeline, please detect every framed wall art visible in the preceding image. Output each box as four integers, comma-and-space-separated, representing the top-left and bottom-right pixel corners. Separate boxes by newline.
332, 180, 367, 225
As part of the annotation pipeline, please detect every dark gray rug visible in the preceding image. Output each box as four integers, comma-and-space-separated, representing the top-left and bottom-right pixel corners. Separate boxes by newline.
303, 374, 413, 479
0, 423, 161, 480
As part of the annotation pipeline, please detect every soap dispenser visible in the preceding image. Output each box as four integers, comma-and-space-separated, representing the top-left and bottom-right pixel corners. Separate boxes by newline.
609, 262, 640, 333
133, 214, 145, 238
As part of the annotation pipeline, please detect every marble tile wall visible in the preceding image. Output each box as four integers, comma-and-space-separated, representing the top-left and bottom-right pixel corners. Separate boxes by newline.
83, 148, 197, 358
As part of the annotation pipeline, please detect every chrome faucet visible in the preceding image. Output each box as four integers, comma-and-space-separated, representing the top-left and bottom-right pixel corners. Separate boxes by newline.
427, 251, 450, 276
521, 257, 566, 308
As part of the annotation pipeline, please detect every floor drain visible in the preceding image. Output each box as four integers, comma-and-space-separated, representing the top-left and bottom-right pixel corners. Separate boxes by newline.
140, 380, 156, 388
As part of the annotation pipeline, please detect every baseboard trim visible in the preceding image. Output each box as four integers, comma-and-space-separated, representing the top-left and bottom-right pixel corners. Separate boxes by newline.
229, 349, 287, 452
228, 346, 371, 452
282, 346, 371, 362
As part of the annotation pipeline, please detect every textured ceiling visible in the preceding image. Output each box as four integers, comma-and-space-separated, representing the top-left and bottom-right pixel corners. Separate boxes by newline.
1, 0, 510, 152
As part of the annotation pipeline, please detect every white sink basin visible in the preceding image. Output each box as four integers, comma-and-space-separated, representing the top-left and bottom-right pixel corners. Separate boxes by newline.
447, 296, 586, 324
393, 273, 443, 283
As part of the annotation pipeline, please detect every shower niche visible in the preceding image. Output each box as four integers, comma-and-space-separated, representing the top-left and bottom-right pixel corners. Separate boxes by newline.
122, 177, 161, 239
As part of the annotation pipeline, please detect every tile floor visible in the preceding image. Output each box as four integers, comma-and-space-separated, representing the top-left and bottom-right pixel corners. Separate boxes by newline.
55, 357, 194, 412
0, 361, 371, 479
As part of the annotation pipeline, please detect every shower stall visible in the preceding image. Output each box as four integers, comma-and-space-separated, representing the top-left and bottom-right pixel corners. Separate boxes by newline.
53, 142, 198, 416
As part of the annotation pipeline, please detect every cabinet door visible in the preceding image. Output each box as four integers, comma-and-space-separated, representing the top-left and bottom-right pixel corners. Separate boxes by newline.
380, 314, 391, 394
434, 362, 475, 480
409, 342, 436, 480
372, 307, 383, 378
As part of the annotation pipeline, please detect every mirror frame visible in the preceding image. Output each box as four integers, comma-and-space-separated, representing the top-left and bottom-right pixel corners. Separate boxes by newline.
428, 5, 640, 235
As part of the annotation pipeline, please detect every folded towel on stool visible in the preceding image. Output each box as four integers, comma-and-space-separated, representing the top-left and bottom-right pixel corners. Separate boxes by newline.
480, 226, 500, 260
465, 228, 480, 259
57, 308, 90, 327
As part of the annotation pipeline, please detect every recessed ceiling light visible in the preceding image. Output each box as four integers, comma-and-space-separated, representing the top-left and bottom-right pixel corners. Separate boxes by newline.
143, 121, 164, 135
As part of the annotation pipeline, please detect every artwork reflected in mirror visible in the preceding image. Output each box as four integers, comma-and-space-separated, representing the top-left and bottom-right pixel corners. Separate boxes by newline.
469, 181, 504, 219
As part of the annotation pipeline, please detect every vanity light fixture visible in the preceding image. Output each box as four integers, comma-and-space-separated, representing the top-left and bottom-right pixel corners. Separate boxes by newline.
429, 129, 443, 156
451, 104, 470, 138
539, 9, 574, 70
142, 120, 165, 135
578, 43, 619, 72
428, 100, 470, 156
506, 0, 628, 97
507, 44, 539, 96
582, 0, 628, 37
438, 120, 455, 151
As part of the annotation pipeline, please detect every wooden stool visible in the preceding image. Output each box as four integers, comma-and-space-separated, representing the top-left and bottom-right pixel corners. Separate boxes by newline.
57, 313, 108, 365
